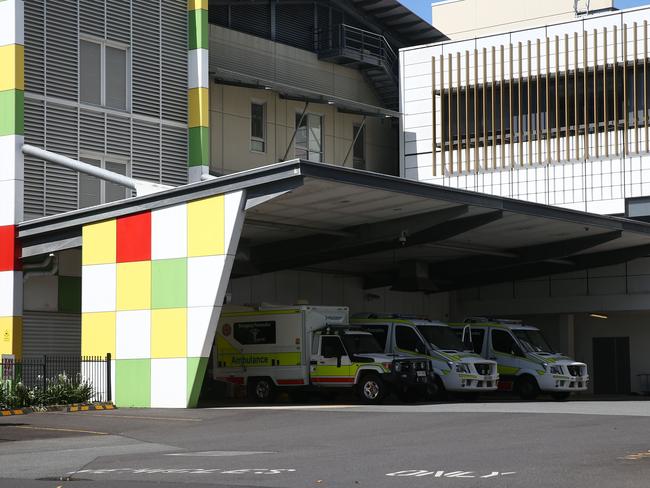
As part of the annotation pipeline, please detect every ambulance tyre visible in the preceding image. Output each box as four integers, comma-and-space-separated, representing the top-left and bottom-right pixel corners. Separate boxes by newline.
356, 373, 386, 404
248, 377, 276, 403
515, 375, 540, 401
551, 392, 571, 401
426, 376, 447, 401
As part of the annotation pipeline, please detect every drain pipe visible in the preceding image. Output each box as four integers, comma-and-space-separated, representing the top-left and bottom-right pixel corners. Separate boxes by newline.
23, 254, 59, 282
22, 145, 172, 196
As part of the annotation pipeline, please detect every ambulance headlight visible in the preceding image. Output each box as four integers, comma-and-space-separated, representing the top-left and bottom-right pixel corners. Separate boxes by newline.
455, 363, 471, 374
549, 365, 563, 375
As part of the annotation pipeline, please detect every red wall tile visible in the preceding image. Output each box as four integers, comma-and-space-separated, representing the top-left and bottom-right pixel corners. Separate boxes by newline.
116, 212, 151, 263
0, 225, 20, 272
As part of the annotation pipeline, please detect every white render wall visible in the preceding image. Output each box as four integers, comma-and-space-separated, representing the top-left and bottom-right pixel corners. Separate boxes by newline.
401, 7, 650, 215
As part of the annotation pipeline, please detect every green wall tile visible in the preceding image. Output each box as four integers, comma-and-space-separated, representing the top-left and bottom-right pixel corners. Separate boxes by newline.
58, 276, 81, 313
189, 126, 210, 167
115, 359, 151, 407
188, 9, 208, 50
187, 357, 208, 408
152, 258, 187, 309
0, 90, 24, 136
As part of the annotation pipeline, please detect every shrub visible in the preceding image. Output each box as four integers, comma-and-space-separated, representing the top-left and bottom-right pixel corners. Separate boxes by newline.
0, 374, 94, 409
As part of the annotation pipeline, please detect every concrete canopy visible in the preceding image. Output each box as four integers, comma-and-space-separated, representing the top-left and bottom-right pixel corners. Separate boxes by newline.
16, 161, 650, 406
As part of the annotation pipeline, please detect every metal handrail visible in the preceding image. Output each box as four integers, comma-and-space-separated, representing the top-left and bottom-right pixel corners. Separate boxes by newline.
317, 24, 398, 75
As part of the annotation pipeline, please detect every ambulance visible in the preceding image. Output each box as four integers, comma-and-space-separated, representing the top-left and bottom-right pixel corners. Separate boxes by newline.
450, 318, 589, 400
351, 314, 498, 399
213, 305, 430, 403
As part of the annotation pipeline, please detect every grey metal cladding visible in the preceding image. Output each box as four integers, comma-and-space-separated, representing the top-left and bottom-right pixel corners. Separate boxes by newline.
80, 0, 105, 38
24, 0, 45, 95
106, 114, 131, 158
24, 98, 46, 218
161, 0, 187, 123
106, 0, 130, 43
231, 4, 271, 39
22, 311, 81, 357
80, 110, 106, 154
46, 0, 78, 101
162, 125, 187, 186
132, 2, 161, 118
45, 103, 79, 216
132, 119, 162, 183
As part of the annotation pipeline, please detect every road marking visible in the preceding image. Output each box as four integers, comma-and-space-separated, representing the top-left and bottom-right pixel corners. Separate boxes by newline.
620, 450, 650, 460
386, 470, 516, 479
72, 467, 296, 476
14, 425, 108, 435
166, 451, 274, 457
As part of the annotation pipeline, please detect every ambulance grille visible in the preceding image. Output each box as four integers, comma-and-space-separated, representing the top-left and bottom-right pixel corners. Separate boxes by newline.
568, 365, 583, 377
475, 363, 491, 376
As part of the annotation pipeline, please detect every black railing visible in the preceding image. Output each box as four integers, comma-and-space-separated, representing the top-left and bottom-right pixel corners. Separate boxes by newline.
0, 354, 111, 403
317, 24, 398, 76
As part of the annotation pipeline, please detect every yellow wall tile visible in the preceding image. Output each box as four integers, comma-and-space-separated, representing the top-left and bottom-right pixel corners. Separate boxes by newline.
0, 45, 24, 92
0, 316, 22, 359
188, 0, 208, 10
116, 261, 151, 311
151, 308, 187, 358
81, 312, 116, 357
188, 87, 209, 128
82, 220, 117, 265
187, 195, 224, 256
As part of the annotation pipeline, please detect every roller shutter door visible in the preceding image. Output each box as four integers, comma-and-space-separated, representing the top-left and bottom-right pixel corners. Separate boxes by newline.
22, 311, 81, 358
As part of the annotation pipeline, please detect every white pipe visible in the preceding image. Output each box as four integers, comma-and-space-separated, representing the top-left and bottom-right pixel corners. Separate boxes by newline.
22, 145, 174, 196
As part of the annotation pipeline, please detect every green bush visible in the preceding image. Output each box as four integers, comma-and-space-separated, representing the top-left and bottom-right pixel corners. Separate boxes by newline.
0, 373, 94, 409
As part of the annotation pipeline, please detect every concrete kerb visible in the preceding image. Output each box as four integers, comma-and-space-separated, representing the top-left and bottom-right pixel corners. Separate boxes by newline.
0, 402, 116, 416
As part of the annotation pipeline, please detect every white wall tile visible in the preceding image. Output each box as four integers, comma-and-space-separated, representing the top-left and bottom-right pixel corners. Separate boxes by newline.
151, 358, 187, 408
187, 306, 221, 357
151, 204, 187, 260
187, 255, 227, 308
82, 264, 116, 313
116, 310, 151, 359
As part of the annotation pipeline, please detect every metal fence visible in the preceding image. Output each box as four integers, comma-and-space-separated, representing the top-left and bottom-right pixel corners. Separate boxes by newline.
0, 354, 111, 403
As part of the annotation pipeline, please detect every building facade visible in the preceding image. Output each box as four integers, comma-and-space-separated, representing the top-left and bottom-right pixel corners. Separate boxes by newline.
401, 4, 650, 394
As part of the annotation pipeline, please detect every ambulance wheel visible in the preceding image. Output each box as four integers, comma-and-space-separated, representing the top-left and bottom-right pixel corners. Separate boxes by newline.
426, 376, 447, 401
516, 376, 540, 401
248, 377, 276, 403
356, 374, 385, 404
551, 392, 571, 401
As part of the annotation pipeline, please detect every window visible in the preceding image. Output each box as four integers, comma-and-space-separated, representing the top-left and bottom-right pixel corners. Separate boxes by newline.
352, 124, 365, 169
233, 321, 276, 345
395, 325, 427, 354
321, 336, 346, 358
361, 325, 389, 349
295, 113, 323, 162
78, 157, 128, 208
80, 39, 129, 110
469, 329, 485, 355
491, 329, 522, 356
251, 102, 266, 152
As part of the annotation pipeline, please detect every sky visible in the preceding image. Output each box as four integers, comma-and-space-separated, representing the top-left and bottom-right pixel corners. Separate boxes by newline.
400, 0, 650, 23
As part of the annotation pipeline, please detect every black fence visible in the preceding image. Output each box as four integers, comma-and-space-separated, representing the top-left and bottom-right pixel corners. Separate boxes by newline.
0, 354, 111, 403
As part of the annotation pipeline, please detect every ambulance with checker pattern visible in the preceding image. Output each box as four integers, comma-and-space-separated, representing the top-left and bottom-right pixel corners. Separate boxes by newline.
213, 305, 430, 403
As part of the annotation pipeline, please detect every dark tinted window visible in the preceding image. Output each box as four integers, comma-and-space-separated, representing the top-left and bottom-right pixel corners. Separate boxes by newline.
321, 336, 346, 358
233, 321, 276, 345
360, 325, 389, 349
491, 329, 521, 356
395, 325, 426, 354
469, 329, 485, 355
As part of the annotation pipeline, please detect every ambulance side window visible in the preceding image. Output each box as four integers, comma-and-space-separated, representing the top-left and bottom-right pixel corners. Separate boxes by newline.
321, 337, 346, 358
470, 329, 485, 355
491, 329, 521, 356
395, 325, 426, 354
363, 325, 388, 349
233, 321, 276, 345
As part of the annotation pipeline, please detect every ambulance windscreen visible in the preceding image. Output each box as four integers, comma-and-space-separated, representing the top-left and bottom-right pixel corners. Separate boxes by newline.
417, 325, 464, 352
342, 334, 383, 354
512, 329, 555, 354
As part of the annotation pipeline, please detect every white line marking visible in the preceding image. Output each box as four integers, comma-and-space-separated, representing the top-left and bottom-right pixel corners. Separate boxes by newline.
210, 405, 360, 410
167, 451, 274, 457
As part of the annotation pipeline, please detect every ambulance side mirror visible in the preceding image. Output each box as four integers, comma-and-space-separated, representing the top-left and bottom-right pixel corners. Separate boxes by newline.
462, 325, 473, 351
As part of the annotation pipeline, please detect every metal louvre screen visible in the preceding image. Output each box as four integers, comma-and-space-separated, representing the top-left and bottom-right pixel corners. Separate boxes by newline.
231, 4, 272, 40
23, 312, 82, 357
276, 4, 314, 51
23, 0, 189, 219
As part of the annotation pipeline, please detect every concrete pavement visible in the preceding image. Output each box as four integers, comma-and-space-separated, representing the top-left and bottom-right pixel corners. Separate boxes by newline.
0, 400, 648, 487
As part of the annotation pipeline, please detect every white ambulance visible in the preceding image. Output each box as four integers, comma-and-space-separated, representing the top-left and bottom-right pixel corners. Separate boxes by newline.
451, 318, 589, 400
352, 314, 498, 399
213, 305, 430, 403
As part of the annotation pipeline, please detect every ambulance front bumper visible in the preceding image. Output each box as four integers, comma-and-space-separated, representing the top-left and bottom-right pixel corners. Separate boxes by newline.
443, 373, 499, 392
541, 374, 589, 392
